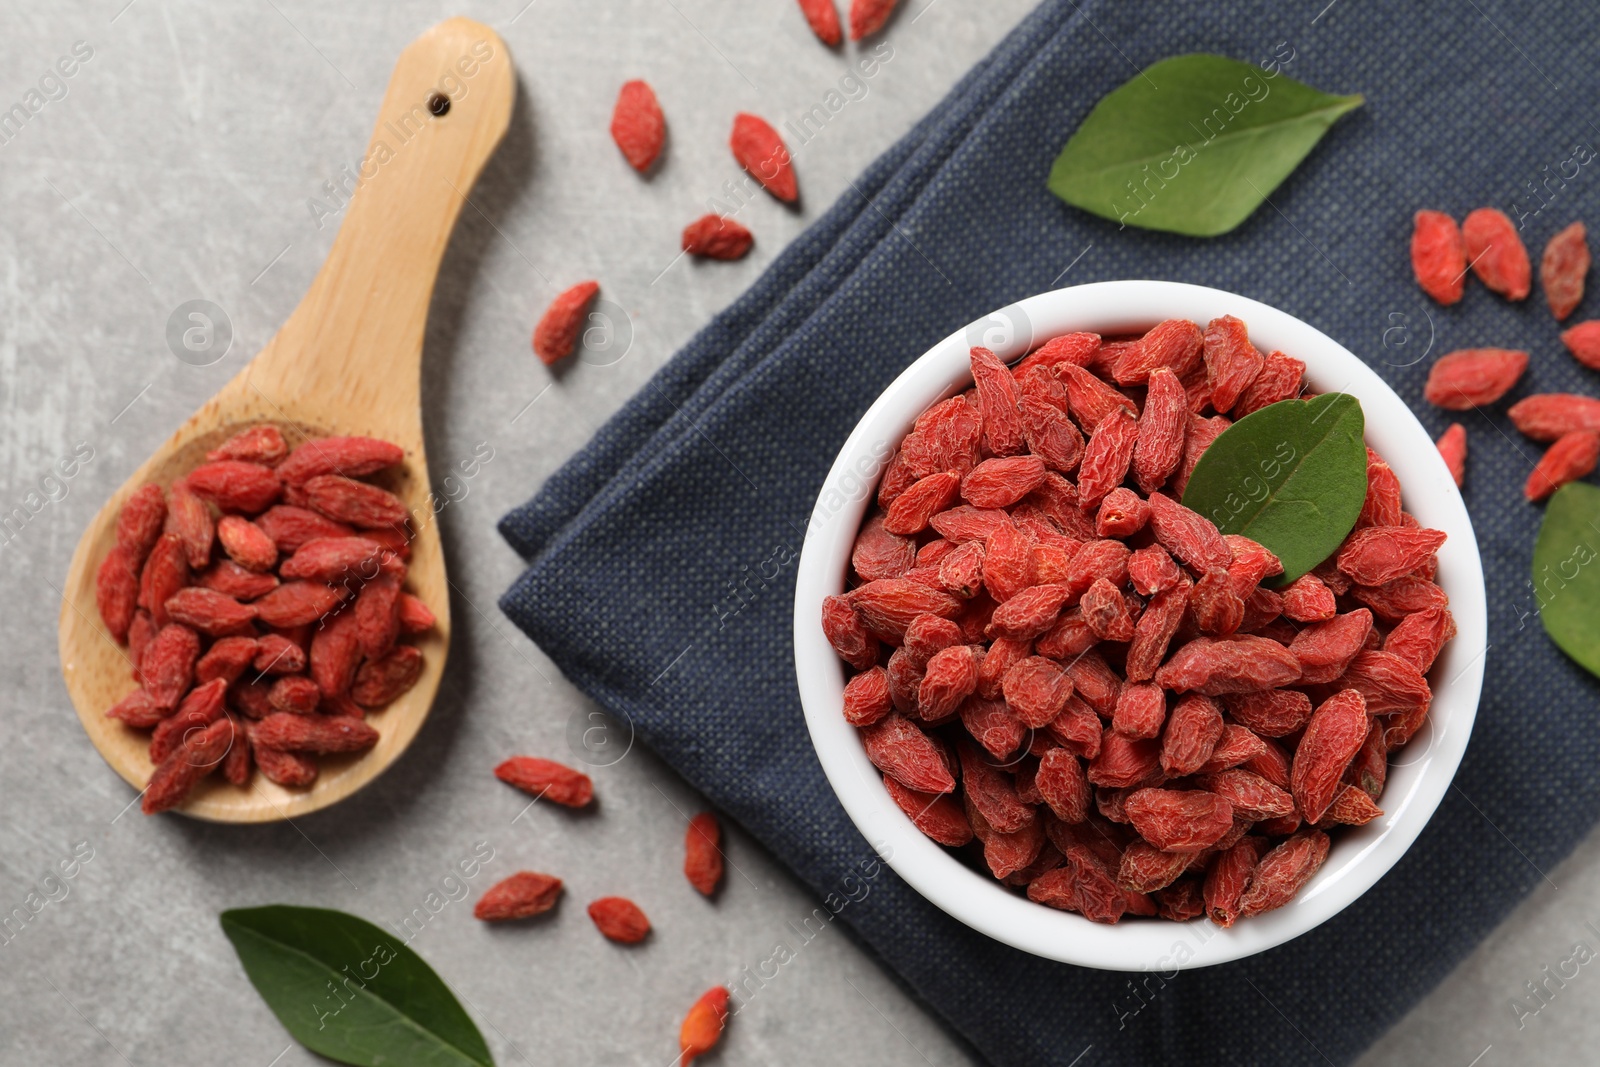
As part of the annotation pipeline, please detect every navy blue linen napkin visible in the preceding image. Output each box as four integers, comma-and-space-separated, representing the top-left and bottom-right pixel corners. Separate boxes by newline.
500, 2, 1600, 1063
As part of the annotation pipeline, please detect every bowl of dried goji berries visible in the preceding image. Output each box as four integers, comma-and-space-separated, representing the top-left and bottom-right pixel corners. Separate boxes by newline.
794, 280, 1487, 969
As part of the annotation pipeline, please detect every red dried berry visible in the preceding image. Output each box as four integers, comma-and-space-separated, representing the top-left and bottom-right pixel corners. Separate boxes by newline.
862, 715, 956, 793
1422, 348, 1528, 410
216, 515, 277, 572
1233, 350, 1304, 417
1238, 830, 1330, 918
184, 461, 282, 514
609, 79, 664, 172
730, 112, 797, 203
587, 896, 651, 943
1001, 655, 1073, 728
268, 675, 321, 715
252, 712, 379, 754
848, 579, 961, 642
96, 546, 140, 643
1076, 407, 1138, 511
1146, 491, 1231, 571
1289, 608, 1373, 684
474, 871, 562, 922
1383, 606, 1456, 674
796, 0, 842, 44
1018, 396, 1084, 472
532, 280, 600, 366
106, 687, 167, 728
1114, 319, 1204, 385
142, 717, 234, 814
1336, 526, 1447, 585
1281, 573, 1337, 622
164, 482, 215, 569
1203, 836, 1265, 928
253, 581, 350, 629
164, 587, 257, 636
680, 986, 731, 1065
494, 756, 594, 807
301, 475, 408, 529
682, 214, 754, 260
1526, 430, 1600, 501
207, 425, 288, 466
1561, 321, 1600, 370
847, 0, 898, 39
277, 437, 404, 486
139, 534, 190, 629
1410, 210, 1466, 305
883, 775, 974, 846
885, 471, 961, 535
351, 645, 424, 708
1508, 393, 1600, 441
195, 636, 260, 686
1542, 221, 1589, 320
1225, 688, 1314, 737
398, 593, 437, 634
115, 484, 167, 567
1112, 682, 1167, 740
1134, 367, 1186, 492
1159, 693, 1224, 776
685, 811, 724, 896
1462, 207, 1531, 300
198, 559, 279, 601
1155, 635, 1303, 695
1290, 689, 1369, 823
1124, 788, 1233, 853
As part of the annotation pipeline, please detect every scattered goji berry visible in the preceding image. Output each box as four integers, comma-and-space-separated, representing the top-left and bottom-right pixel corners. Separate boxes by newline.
494, 756, 594, 807
682, 213, 753, 260
1422, 348, 1528, 410
1410, 210, 1466, 305
1462, 207, 1531, 300
587, 896, 651, 943
532, 280, 600, 366
1526, 430, 1600, 501
1542, 221, 1589, 320
609, 79, 664, 173
1561, 320, 1600, 370
684, 811, 724, 896
474, 871, 563, 921
679, 986, 731, 1064
730, 113, 797, 202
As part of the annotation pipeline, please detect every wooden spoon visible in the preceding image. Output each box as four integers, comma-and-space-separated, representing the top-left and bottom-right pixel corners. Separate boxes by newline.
57, 18, 515, 823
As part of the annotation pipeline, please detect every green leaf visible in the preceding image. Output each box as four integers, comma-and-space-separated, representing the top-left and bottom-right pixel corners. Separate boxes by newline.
1533, 482, 1600, 679
1047, 54, 1363, 237
220, 905, 493, 1067
1181, 393, 1367, 584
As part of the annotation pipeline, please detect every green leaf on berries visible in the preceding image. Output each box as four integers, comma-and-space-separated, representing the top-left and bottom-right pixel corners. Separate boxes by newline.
1533, 482, 1600, 679
1047, 53, 1363, 237
220, 905, 493, 1067
1181, 393, 1367, 583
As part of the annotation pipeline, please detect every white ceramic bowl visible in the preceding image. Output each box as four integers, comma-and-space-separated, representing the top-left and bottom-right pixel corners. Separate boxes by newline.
794, 280, 1487, 971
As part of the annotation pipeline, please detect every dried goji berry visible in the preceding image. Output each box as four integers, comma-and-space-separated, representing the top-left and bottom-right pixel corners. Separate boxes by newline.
1113, 319, 1204, 385
1080, 576, 1135, 641
1112, 682, 1166, 740
1094, 487, 1149, 539
1159, 692, 1223, 776
142, 716, 234, 814
1289, 689, 1369, 823
1117, 842, 1191, 893
684, 811, 724, 896
1146, 491, 1231, 571
1423, 348, 1528, 410
106, 687, 167, 728
1200, 768, 1294, 820
1191, 567, 1244, 636
216, 515, 277, 572
959, 744, 1034, 833
276, 436, 404, 486
795, 0, 842, 44
730, 112, 797, 202
352, 645, 424, 707
302, 475, 408, 529
587, 896, 651, 943
198, 559, 279, 601
1076, 407, 1138, 510
1509, 393, 1600, 441
1233, 350, 1304, 417
1017, 332, 1100, 374
164, 482, 215, 568
1462, 207, 1531, 300
398, 593, 436, 634
1238, 830, 1330, 917
1383, 606, 1456, 674
1561, 320, 1600, 370
680, 986, 731, 1064
1289, 608, 1373, 684
1034, 747, 1091, 823
115, 484, 167, 567
843, 667, 892, 727
1224, 688, 1313, 737
252, 712, 379, 754
1202, 315, 1265, 413
1319, 783, 1384, 826
494, 756, 593, 807
184, 460, 282, 514
474, 871, 562, 921
267, 675, 321, 715
1336, 526, 1446, 585
682, 214, 753, 260
986, 584, 1071, 641
1056, 364, 1138, 434
1088, 730, 1160, 789
195, 635, 260, 686
1542, 221, 1589, 320
1001, 655, 1073, 728
1526, 430, 1600, 500
958, 696, 1025, 759
1203, 836, 1265, 927
164, 587, 256, 636
961, 455, 1045, 509
253, 580, 350, 629
1410, 210, 1466, 305
207, 425, 288, 466
1172, 413, 1230, 497
1134, 367, 1186, 492
139, 533, 189, 629
938, 539, 986, 598
1155, 635, 1302, 695
609, 79, 664, 173
532, 280, 600, 365
96, 546, 139, 643
884, 774, 973, 845
1281, 573, 1337, 622
1018, 395, 1084, 472
917, 645, 978, 720
862, 715, 955, 793
1124, 788, 1234, 853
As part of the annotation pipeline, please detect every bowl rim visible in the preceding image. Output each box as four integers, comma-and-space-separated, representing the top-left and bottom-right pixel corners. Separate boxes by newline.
792, 280, 1487, 971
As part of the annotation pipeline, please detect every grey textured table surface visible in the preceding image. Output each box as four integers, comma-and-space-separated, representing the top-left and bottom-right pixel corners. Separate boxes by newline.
0, 3, 1593, 1065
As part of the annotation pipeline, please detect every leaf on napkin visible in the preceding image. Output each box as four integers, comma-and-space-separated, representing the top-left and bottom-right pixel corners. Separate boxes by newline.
221, 905, 494, 1067
1181, 393, 1367, 584
1047, 54, 1363, 237
1534, 482, 1600, 679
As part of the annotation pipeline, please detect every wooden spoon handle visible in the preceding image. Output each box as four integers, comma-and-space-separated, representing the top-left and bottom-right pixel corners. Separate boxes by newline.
249, 17, 515, 400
